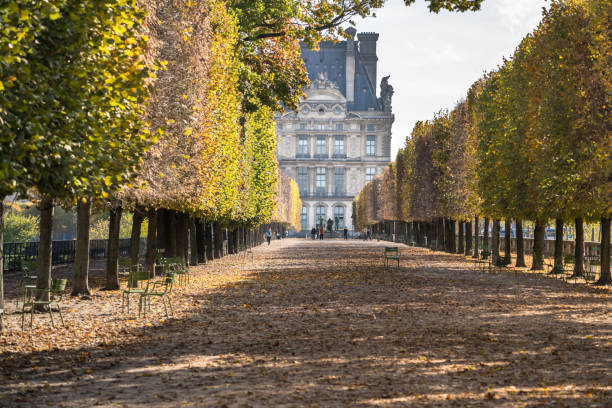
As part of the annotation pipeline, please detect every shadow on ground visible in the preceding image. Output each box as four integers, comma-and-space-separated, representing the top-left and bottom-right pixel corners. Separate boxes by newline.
1, 240, 611, 407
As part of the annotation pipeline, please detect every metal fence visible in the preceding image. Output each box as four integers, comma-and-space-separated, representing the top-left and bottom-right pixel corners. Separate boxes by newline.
3, 238, 146, 272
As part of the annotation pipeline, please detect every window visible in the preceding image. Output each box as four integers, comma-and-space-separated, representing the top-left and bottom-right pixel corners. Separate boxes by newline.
366, 167, 376, 182
298, 167, 308, 194
316, 136, 327, 155
334, 136, 344, 155
336, 123, 344, 131
298, 135, 308, 155
367, 124, 375, 131
299, 123, 307, 130
334, 168, 344, 194
316, 168, 326, 193
333, 206, 345, 229
366, 135, 376, 156
314, 123, 325, 131
315, 205, 326, 227
301, 206, 308, 229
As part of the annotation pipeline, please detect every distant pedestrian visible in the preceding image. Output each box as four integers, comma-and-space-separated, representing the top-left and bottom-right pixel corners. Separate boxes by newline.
367, 229, 371, 240
311, 228, 316, 240
266, 228, 272, 245
343, 227, 348, 240
319, 227, 324, 240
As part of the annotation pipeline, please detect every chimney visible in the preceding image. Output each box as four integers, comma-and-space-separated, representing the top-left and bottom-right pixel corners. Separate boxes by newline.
357, 32, 379, 94
345, 27, 357, 102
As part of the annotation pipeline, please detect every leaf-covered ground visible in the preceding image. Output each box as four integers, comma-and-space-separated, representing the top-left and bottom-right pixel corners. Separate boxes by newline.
1, 239, 611, 407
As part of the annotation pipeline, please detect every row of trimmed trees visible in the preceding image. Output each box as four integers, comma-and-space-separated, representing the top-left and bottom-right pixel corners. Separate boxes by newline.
0, 0, 301, 330
354, 0, 611, 284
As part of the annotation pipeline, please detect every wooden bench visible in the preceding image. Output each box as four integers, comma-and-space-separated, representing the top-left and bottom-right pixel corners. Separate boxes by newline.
383, 246, 400, 268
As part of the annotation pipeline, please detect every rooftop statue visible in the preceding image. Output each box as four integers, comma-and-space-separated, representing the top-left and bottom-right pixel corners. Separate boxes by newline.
379, 75, 394, 112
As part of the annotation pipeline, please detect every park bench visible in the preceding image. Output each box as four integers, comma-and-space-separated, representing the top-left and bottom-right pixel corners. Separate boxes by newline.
383, 246, 400, 268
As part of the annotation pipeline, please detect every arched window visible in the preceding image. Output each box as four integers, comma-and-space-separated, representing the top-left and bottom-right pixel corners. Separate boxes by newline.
315, 205, 326, 228
301, 206, 308, 229
334, 206, 345, 229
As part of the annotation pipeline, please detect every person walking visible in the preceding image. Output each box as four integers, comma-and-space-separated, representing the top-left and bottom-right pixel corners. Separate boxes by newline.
343, 227, 348, 240
266, 228, 272, 246
311, 227, 316, 240
319, 226, 324, 240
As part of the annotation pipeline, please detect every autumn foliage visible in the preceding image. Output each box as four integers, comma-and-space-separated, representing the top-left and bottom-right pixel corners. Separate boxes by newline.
354, 0, 610, 280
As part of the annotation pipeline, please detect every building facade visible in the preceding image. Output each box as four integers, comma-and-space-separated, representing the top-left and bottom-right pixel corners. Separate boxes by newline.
275, 29, 394, 232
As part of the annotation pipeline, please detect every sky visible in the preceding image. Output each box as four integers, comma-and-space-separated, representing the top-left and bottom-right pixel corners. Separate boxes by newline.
353, 0, 549, 157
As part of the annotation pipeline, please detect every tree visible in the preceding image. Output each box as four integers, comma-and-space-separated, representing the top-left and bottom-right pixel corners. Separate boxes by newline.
1, 0, 151, 302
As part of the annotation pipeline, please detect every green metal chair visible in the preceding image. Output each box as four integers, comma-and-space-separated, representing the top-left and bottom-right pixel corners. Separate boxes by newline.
383, 246, 400, 268
122, 269, 150, 313
139, 273, 175, 317
428, 239, 437, 251
166, 257, 189, 286
118, 258, 133, 277
475, 249, 491, 273
154, 253, 168, 276
21, 278, 66, 330
16, 260, 38, 309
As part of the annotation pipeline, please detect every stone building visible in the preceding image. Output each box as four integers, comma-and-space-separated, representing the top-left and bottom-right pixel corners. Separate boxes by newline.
275, 28, 394, 232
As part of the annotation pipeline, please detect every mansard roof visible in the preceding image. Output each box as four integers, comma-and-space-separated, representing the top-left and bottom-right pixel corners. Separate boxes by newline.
300, 41, 381, 112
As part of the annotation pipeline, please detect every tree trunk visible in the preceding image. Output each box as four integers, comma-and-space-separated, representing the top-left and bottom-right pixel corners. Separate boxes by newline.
189, 218, 198, 266
0, 200, 4, 331
552, 218, 564, 274
182, 215, 190, 263
213, 222, 223, 259
105, 205, 122, 290
156, 209, 166, 254
195, 219, 206, 263
473, 216, 479, 258
205, 222, 214, 260
492, 219, 500, 264
531, 219, 545, 270
36, 196, 54, 304
234, 228, 239, 252
573, 218, 585, 277
145, 208, 157, 276
504, 219, 512, 263
175, 213, 186, 265
483, 217, 490, 251
515, 219, 526, 267
458, 221, 465, 254
72, 199, 91, 296
595, 217, 611, 285
449, 219, 457, 253
227, 229, 234, 254
130, 207, 144, 269
465, 221, 472, 256
436, 218, 444, 250
168, 211, 177, 258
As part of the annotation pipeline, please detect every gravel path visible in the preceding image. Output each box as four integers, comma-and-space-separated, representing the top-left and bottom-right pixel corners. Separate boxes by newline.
1, 239, 611, 407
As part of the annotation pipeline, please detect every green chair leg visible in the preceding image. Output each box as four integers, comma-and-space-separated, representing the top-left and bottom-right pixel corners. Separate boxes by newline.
162, 297, 168, 317
166, 295, 173, 316
48, 307, 55, 328
56, 306, 64, 327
